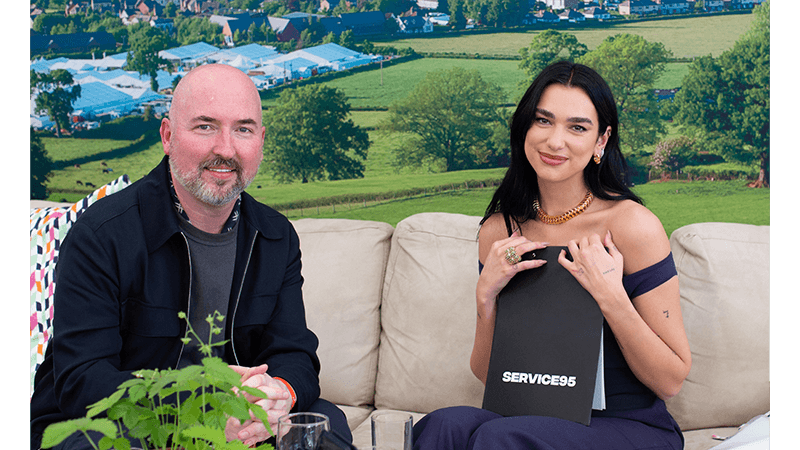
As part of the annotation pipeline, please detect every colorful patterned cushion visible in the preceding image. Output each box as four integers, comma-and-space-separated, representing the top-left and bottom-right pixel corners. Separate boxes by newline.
29, 175, 131, 395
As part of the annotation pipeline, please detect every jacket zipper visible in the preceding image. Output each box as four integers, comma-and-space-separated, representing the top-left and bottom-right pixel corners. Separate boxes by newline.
174, 232, 192, 368
230, 230, 258, 366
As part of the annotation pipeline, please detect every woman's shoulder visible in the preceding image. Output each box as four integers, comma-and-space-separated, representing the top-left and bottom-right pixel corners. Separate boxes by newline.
605, 199, 671, 272
606, 199, 660, 228
478, 213, 514, 259
479, 213, 511, 242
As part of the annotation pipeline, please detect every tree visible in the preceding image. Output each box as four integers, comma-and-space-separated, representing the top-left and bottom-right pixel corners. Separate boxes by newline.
338, 30, 356, 50
518, 30, 588, 85
647, 136, 696, 180
264, 85, 370, 183
31, 128, 54, 200
579, 33, 672, 155
127, 24, 170, 92
669, 1, 769, 187
448, 0, 467, 28
382, 66, 507, 172
175, 16, 222, 46
31, 69, 81, 138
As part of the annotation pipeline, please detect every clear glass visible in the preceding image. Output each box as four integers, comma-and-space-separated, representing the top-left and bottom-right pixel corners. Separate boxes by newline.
276, 412, 330, 450
370, 411, 412, 450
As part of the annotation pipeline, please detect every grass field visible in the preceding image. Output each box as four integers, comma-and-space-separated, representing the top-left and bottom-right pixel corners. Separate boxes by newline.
381, 14, 754, 59
308, 58, 529, 109
275, 180, 770, 237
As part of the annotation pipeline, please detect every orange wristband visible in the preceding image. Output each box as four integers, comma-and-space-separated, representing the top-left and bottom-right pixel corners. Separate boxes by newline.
274, 377, 297, 410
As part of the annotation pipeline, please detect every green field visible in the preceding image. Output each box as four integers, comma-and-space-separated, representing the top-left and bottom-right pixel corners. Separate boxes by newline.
311, 58, 529, 109
39, 13, 767, 232
382, 14, 754, 59
276, 180, 770, 237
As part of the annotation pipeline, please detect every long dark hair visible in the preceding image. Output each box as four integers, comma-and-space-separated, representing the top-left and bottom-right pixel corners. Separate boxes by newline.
481, 60, 642, 229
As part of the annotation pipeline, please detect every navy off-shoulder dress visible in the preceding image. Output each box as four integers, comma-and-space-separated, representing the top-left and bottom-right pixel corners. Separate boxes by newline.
412, 253, 684, 450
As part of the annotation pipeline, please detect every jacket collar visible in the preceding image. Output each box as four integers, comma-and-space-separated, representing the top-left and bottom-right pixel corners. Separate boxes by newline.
139, 156, 282, 253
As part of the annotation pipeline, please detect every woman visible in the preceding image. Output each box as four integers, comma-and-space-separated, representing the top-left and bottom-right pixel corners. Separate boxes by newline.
412, 61, 692, 449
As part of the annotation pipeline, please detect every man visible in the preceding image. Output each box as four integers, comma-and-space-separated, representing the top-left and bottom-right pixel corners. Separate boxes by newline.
30, 64, 350, 449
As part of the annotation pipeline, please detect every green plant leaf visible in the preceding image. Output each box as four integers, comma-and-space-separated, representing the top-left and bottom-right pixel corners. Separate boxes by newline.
87, 388, 125, 418
127, 383, 148, 404
41, 418, 87, 448
180, 395, 205, 424
112, 436, 132, 450
98, 436, 114, 450
41, 418, 119, 448
202, 357, 241, 385
240, 385, 267, 400
181, 425, 226, 445
221, 399, 251, 422
248, 404, 270, 427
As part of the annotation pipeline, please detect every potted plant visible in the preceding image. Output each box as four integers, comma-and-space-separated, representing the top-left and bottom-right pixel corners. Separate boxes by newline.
41, 312, 275, 450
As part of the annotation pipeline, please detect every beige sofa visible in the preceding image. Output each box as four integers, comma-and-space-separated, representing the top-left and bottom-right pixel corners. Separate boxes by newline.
295, 213, 769, 450
31, 192, 769, 450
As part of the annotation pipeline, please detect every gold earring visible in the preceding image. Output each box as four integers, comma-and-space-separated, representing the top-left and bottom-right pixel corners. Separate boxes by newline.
593, 153, 601, 164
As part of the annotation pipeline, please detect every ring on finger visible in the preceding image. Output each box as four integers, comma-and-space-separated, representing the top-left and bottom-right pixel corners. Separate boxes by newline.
505, 246, 521, 265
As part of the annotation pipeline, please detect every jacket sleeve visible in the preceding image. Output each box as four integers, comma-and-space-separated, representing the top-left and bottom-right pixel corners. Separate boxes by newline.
51, 220, 136, 418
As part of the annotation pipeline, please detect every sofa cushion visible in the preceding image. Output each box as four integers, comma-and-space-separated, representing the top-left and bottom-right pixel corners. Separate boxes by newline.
292, 218, 395, 409
29, 175, 131, 394
375, 212, 485, 413
666, 222, 769, 431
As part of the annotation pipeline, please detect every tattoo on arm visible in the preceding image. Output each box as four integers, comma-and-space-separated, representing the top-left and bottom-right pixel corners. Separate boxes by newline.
663, 310, 670, 318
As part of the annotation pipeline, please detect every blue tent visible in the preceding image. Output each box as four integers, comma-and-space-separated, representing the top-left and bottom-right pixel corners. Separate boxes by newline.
298, 43, 376, 71
159, 42, 220, 65
71, 82, 165, 118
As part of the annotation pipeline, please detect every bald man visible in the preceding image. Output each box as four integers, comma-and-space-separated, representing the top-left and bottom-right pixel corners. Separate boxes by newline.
30, 65, 350, 450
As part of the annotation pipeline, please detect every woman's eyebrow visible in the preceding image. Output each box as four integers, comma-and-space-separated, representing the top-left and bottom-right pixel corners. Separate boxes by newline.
535, 108, 594, 125
535, 108, 554, 119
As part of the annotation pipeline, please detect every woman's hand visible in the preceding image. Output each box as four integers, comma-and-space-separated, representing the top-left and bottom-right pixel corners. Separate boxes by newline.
558, 230, 625, 309
477, 231, 548, 312
472, 229, 548, 383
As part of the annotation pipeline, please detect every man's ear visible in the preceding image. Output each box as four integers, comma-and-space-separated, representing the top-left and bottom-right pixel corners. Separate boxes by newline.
160, 118, 172, 155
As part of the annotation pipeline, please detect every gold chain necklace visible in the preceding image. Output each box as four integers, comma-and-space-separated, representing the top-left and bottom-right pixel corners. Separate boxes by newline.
533, 191, 594, 225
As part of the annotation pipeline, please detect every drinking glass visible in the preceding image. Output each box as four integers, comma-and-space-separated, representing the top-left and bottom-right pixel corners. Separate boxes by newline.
370, 411, 412, 450
277, 412, 330, 450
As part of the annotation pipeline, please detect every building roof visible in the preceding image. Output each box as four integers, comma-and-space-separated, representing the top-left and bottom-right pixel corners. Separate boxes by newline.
265, 54, 319, 71
159, 42, 220, 62
30, 52, 128, 74
31, 40, 378, 105
298, 43, 361, 62
340, 11, 386, 27
71, 81, 136, 114
293, 43, 375, 71
218, 43, 279, 64
30, 32, 116, 53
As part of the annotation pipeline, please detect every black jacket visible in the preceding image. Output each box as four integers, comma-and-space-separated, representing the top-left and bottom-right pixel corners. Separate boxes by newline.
31, 157, 320, 445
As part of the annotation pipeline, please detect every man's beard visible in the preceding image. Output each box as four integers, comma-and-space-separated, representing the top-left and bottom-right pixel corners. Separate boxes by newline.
170, 155, 257, 207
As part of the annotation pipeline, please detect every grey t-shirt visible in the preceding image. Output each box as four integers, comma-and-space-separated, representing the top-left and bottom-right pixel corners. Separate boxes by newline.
176, 215, 238, 367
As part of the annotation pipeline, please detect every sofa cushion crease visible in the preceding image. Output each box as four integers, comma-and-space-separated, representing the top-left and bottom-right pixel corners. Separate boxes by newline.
375, 213, 486, 414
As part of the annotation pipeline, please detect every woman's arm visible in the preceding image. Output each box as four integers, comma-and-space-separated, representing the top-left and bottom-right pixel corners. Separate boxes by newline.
558, 204, 691, 400
469, 215, 547, 384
